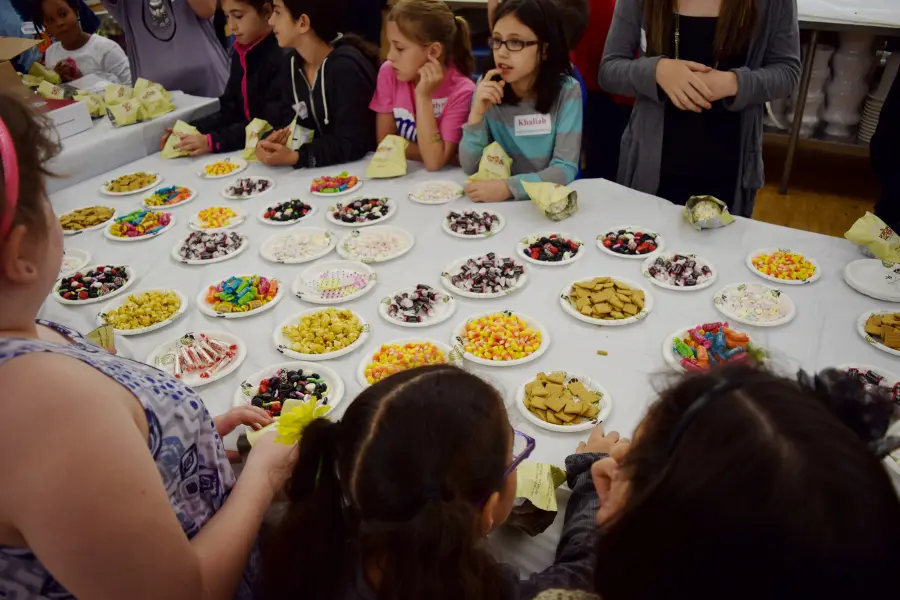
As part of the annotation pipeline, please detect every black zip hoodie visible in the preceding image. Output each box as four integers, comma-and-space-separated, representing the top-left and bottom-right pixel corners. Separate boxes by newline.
278, 44, 378, 169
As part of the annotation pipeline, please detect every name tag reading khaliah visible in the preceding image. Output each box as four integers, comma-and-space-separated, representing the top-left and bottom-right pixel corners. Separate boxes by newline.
515, 114, 551, 136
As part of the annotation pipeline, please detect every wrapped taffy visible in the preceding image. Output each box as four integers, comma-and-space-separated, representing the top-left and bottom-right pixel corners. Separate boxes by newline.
37, 80, 66, 100
162, 120, 202, 159
522, 181, 578, 221
104, 83, 133, 106
466, 141, 512, 183
28, 62, 60, 85
107, 99, 141, 127
684, 195, 735, 230
366, 134, 409, 178
242, 118, 273, 162
845, 212, 900, 263
136, 87, 174, 121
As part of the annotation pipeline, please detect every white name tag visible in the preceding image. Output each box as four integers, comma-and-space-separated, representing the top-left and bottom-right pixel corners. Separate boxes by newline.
514, 114, 551, 136
432, 97, 447, 117
640, 28, 647, 53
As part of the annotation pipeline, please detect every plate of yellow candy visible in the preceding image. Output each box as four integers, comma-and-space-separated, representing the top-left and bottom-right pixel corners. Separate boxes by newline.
97, 289, 187, 336
200, 157, 248, 179
451, 310, 549, 367
515, 371, 612, 433
273, 307, 369, 361
746, 248, 820, 284
357, 338, 454, 387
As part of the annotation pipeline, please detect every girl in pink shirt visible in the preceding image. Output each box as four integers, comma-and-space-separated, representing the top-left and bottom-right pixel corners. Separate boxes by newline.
370, 0, 476, 171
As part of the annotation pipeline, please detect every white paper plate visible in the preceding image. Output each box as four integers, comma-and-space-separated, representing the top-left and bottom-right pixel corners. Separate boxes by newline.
291, 260, 377, 304
100, 172, 162, 196
97, 288, 188, 336
310, 176, 363, 197
336, 226, 414, 263
199, 157, 248, 179
517, 232, 585, 266
145, 330, 247, 388
197, 275, 285, 319
325, 197, 396, 227
60, 207, 116, 236
559, 277, 654, 326
514, 372, 612, 433
260, 228, 336, 264
442, 210, 505, 239
170, 233, 249, 265
141, 186, 197, 209
713, 282, 796, 327
357, 338, 456, 388
746, 248, 821, 284
273, 308, 370, 361
596, 225, 665, 259
59, 249, 91, 278
233, 361, 345, 417
641, 253, 718, 291
104, 212, 176, 242
409, 180, 464, 204
440, 254, 528, 299
52, 265, 136, 306
844, 259, 900, 302
378, 286, 457, 328
450, 311, 549, 367
857, 310, 900, 358
663, 325, 760, 373
256, 200, 317, 226
189, 207, 247, 231
220, 176, 276, 200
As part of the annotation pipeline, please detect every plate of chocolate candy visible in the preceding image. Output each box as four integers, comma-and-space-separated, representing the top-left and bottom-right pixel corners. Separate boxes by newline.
440, 253, 528, 299
642, 253, 717, 291
596, 226, 664, 259
378, 284, 457, 328
517, 232, 584, 266
233, 361, 344, 418
442, 210, 505, 239
146, 331, 247, 388
326, 197, 394, 227
257, 198, 316, 226
171, 231, 249, 265
52, 265, 136, 305
221, 176, 275, 200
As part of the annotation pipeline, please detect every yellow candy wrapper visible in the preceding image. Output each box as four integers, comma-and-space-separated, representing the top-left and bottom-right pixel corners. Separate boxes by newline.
74, 91, 106, 118
466, 141, 512, 183
104, 83, 133, 106
86, 324, 117, 354
683, 195, 735, 230
37, 80, 66, 100
136, 87, 174, 121
107, 99, 141, 127
133, 77, 152, 94
162, 120, 202, 159
20, 73, 43, 87
845, 212, 900, 262
522, 181, 578, 221
366, 134, 409, 179
242, 118, 273, 162
287, 118, 315, 150
28, 61, 60, 85
507, 461, 567, 536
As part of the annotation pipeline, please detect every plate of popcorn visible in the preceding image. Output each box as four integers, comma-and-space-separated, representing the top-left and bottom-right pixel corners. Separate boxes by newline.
291, 260, 377, 304
409, 180, 464, 205
713, 282, 796, 327
560, 277, 654, 326
357, 338, 456, 388
378, 284, 457, 328
100, 171, 162, 196
171, 231, 249, 265
59, 206, 116, 235
336, 226, 414, 263
859, 310, 900, 357
515, 371, 612, 433
97, 288, 188, 336
197, 274, 283, 319
189, 206, 247, 231
442, 210, 505, 239
440, 253, 528, 299
274, 307, 370, 361
221, 176, 275, 200
451, 310, 549, 367
200, 157, 248, 179
642, 253, 718, 291
260, 228, 336, 264
596, 226, 664, 259
146, 331, 247, 388
233, 361, 344, 418
746, 248, 820, 284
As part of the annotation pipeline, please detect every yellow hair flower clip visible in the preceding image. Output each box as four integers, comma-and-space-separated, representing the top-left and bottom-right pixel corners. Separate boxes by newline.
273, 398, 330, 446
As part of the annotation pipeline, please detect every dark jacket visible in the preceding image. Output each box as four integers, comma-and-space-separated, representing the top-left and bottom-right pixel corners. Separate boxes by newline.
279, 43, 377, 169
191, 32, 285, 153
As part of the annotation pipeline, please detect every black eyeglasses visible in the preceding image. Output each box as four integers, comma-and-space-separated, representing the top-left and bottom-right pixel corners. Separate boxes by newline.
487, 37, 540, 52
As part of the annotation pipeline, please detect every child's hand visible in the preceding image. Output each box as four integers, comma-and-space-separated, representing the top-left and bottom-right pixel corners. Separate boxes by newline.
214, 406, 274, 462
53, 60, 77, 83
257, 139, 299, 166
469, 69, 505, 124
591, 443, 631, 525
577, 425, 630, 455
465, 180, 512, 202
416, 56, 445, 99
160, 128, 172, 150
175, 133, 210, 156
655, 58, 714, 112
266, 127, 291, 146
242, 429, 298, 496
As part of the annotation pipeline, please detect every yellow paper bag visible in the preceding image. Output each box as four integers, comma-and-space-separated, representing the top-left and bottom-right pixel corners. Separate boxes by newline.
107, 99, 141, 127
104, 83, 133, 106
845, 212, 900, 262
133, 77, 152, 94
74, 91, 106, 117
366, 134, 409, 178
28, 62, 60, 85
466, 141, 512, 183
136, 87, 175, 121
162, 120, 202, 159
286, 118, 315, 150
242, 118, 273, 162
86, 324, 117, 354
521, 181, 578, 221
20, 73, 42, 87
37, 80, 66, 99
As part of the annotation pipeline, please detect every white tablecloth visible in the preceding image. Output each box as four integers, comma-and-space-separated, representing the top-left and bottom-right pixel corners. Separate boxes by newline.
42, 153, 900, 574
46, 92, 219, 195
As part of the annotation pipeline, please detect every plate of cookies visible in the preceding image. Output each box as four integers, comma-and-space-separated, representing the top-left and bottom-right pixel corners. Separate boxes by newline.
514, 371, 612, 433
559, 276, 653, 326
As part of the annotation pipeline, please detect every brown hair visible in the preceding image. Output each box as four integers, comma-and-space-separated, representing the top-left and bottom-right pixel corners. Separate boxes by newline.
644, 0, 757, 64
387, 0, 475, 78
0, 91, 59, 237
223, 0, 273, 16
553, 0, 589, 51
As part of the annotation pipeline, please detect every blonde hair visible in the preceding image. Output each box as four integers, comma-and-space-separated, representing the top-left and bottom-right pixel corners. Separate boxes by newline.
387, 0, 475, 77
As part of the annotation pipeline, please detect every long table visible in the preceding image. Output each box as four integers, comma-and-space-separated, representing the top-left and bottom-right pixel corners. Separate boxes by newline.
42, 153, 900, 574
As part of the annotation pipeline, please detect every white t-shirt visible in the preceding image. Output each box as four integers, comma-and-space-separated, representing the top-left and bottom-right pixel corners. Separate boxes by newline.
44, 34, 132, 86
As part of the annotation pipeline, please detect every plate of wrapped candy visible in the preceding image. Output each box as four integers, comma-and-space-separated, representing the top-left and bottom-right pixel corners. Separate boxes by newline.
104, 210, 175, 241
336, 226, 414, 263
326, 197, 394, 227
560, 277, 653, 326
60, 206, 116, 235
713, 282, 796, 327
409, 180, 464, 204
746, 248, 820, 284
197, 274, 283, 319
642, 253, 717, 291
53, 265, 135, 305
97, 289, 188, 336
517, 232, 584, 266
101, 171, 162, 196
664, 322, 766, 373
885, 421, 900, 477
291, 260, 377, 304
59, 249, 91, 278
171, 231, 248, 265
274, 307, 369, 361
379, 285, 456, 328
451, 311, 549, 367
859, 311, 900, 357
310, 172, 361, 197
515, 371, 612, 433
358, 339, 455, 387
142, 185, 197, 209
200, 157, 247, 179
221, 176, 275, 200
234, 361, 344, 418
442, 210, 505, 239
260, 228, 335, 264
837, 364, 900, 394
440, 253, 528, 299
596, 226, 664, 259
146, 331, 247, 388
257, 199, 316, 226
189, 206, 246, 231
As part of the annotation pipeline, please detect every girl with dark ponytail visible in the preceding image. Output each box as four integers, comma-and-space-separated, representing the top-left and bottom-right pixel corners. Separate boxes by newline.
262, 364, 606, 600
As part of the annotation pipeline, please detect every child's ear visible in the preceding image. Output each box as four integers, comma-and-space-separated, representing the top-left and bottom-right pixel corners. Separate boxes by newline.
426, 42, 442, 61
298, 14, 312, 34
479, 491, 500, 536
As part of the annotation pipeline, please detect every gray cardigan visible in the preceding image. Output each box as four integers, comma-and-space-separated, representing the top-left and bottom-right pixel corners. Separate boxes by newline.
599, 0, 801, 217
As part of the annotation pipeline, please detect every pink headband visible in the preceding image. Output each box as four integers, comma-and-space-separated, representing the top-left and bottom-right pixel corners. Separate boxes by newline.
0, 117, 20, 238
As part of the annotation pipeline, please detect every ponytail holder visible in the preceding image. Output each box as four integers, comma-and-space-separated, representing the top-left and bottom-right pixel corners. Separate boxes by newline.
273, 398, 330, 446
331, 32, 344, 44
0, 117, 20, 239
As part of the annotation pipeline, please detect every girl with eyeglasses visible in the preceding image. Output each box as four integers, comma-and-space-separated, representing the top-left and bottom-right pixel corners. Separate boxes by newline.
460, 0, 583, 203
261, 364, 610, 600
